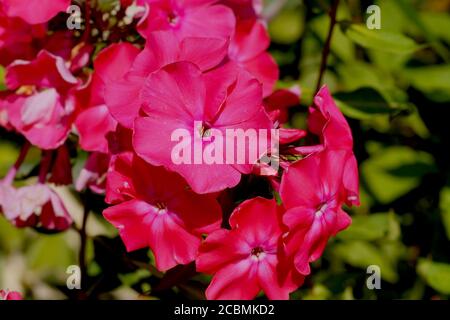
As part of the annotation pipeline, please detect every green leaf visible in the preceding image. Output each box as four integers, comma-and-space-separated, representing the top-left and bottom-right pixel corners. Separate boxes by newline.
338, 213, 392, 241
417, 259, 450, 295
361, 146, 436, 204
439, 186, 450, 240
27, 234, 75, 271
334, 87, 412, 120
402, 65, 450, 102
333, 241, 398, 283
340, 23, 424, 55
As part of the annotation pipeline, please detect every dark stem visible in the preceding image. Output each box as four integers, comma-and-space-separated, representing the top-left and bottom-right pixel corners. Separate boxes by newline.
38, 150, 54, 184
315, 0, 340, 93
4, 141, 30, 184
78, 191, 90, 297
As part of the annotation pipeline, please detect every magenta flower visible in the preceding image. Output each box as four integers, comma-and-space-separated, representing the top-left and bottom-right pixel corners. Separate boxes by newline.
300, 85, 360, 206
0, 289, 22, 300
5, 50, 79, 150
74, 43, 140, 153
103, 152, 222, 271
137, 0, 235, 40
280, 150, 354, 275
133, 61, 273, 194
105, 31, 228, 128
0, 0, 70, 24
197, 197, 304, 300
229, 19, 278, 96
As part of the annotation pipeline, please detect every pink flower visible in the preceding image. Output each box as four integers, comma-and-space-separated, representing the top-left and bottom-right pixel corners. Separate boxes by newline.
0, 0, 70, 24
105, 31, 228, 128
264, 86, 301, 125
219, 0, 262, 20
296, 85, 360, 206
137, 0, 235, 41
0, 9, 46, 66
1, 183, 72, 231
279, 150, 354, 275
103, 152, 222, 271
0, 290, 22, 300
5, 50, 79, 150
75, 152, 110, 194
133, 61, 273, 194
74, 43, 139, 153
229, 19, 278, 96
197, 197, 304, 300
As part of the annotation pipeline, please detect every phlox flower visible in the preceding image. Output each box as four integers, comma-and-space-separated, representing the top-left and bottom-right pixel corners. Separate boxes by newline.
197, 197, 304, 300
103, 152, 222, 271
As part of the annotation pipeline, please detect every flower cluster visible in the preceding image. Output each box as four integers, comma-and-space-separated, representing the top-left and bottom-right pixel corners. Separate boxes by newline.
0, 0, 359, 300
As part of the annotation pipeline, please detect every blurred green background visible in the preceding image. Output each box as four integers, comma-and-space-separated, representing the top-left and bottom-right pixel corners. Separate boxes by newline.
1, 0, 450, 299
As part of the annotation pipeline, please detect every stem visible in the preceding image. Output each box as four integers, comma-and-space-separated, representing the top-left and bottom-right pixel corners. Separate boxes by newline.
79, 192, 90, 295
38, 150, 53, 184
315, 0, 340, 93
3, 142, 31, 184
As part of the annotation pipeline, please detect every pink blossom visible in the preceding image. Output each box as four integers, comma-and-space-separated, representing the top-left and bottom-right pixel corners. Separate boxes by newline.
5, 50, 79, 150
133, 61, 273, 194
295, 85, 360, 206
197, 197, 304, 300
0, 290, 22, 300
103, 152, 222, 271
74, 43, 139, 153
75, 152, 110, 194
229, 19, 278, 96
0, 9, 46, 66
105, 31, 228, 128
1, 183, 72, 231
0, 0, 70, 24
280, 149, 354, 275
137, 0, 235, 41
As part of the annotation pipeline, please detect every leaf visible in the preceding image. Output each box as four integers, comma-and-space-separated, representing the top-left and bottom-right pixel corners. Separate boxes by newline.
27, 233, 75, 271
338, 213, 392, 241
393, 0, 449, 61
340, 23, 424, 55
361, 146, 436, 204
333, 241, 398, 283
439, 186, 450, 240
402, 65, 450, 102
417, 259, 450, 295
334, 87, 412, 120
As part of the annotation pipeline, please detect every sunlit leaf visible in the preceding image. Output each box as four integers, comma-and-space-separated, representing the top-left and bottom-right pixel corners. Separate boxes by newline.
340, 23, 424, 55
361, 146, 436, 204
417, 259, 450, 295
333, 241, 398, 283
439, 186, 450, 240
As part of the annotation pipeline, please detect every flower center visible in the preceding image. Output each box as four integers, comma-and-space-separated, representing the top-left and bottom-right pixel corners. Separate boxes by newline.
199, 123, 212, 138
315, 202, 329, 217
155, 202, 167, 214
167, 12, 179, 26
250, 247, 265, 260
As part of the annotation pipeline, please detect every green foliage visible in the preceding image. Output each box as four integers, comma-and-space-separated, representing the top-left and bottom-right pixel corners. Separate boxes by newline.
340, 23, 424, 55
417, 260, 450, 295
361, 146, 436, 204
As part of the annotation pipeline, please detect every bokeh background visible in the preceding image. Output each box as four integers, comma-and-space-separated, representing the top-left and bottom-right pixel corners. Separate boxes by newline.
1, 0, 449, 299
